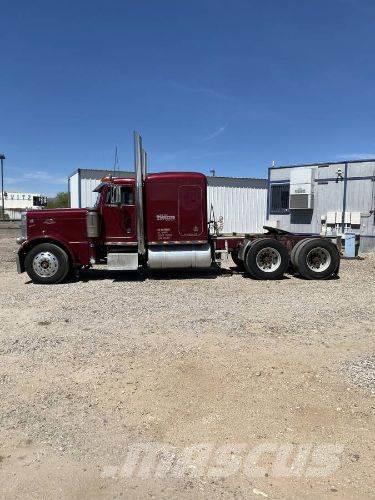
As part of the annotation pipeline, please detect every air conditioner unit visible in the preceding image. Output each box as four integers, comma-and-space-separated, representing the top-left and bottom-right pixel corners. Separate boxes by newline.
289, 167, 315, 210
289, 193, 314, 209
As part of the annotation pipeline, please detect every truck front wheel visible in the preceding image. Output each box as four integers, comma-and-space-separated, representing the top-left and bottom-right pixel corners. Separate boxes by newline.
24, 243, 70, 284
244, 239, 289, 280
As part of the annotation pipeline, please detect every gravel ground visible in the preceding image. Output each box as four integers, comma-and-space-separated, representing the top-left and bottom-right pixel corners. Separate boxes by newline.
0, 236, 374, 499
345, 356, 375, 394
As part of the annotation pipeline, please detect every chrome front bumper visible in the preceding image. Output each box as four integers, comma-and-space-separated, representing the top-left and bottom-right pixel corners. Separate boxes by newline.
16, 237, 26, 245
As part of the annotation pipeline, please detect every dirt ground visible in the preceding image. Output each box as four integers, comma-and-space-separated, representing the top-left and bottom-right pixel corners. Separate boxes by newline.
0, 235, 374, 499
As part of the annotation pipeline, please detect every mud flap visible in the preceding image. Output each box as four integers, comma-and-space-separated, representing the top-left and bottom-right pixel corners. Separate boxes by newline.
16, 253, 24, 274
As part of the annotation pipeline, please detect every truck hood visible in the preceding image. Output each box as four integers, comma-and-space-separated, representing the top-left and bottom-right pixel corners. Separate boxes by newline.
25, 208, 92, 243
26, 208, 89, 218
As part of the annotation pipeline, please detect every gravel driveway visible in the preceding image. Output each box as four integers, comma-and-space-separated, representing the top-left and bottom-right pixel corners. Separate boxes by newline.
0, 236, 374, 499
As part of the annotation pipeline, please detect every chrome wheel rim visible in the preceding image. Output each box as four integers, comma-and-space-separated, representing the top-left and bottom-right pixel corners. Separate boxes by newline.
306, 247, 331, 272
33, 251, 59, 278
256, 247, 281, 272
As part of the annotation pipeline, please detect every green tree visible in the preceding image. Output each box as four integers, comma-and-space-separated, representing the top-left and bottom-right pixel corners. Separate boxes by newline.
47, 192, 69, 209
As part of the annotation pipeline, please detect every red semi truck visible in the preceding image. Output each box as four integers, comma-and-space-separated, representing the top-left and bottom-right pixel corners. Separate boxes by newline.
16, 133, 340, 284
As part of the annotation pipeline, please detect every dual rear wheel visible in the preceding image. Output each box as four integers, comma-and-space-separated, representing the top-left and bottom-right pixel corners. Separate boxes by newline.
236, 237, 339, 280
244, 239, 289, 280
291, 238, 339, 280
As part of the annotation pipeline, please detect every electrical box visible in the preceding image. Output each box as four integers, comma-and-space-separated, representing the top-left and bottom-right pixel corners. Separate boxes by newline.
327, 212, 336, 224
351, 212, 361, 226
289, 167, 315, 209
266, 219, 280, 229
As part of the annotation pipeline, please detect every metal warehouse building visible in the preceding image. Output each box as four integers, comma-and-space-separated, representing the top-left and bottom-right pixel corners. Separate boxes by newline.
68, 168, 268, 234
267, 159, 375, 252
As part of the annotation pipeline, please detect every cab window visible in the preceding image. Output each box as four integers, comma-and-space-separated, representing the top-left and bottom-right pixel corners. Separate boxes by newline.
106, 186, 134, 205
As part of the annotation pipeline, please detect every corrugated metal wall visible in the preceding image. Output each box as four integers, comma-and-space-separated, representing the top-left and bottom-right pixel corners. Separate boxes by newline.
81, 178, 101, 208
207, 185, 267, 233
69, 173, 80, 208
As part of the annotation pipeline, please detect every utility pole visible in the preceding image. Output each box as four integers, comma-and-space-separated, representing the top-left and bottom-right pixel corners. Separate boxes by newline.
0, 154, 5, 221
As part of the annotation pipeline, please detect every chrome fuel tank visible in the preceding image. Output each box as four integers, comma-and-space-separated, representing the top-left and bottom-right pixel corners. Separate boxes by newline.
148, 244, 212, 269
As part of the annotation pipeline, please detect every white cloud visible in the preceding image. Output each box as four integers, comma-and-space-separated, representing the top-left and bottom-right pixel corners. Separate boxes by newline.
4, 168, 67, 196
202, 124, 227, 142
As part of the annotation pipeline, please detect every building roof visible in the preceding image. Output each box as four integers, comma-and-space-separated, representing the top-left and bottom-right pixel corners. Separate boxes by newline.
271, 158, 375, 170
207, 176, 267, 188
75, 168, 134, 179
69, 168, 267, 189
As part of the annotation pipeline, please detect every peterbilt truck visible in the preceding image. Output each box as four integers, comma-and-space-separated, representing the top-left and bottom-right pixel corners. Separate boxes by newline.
16, 133, 340, 284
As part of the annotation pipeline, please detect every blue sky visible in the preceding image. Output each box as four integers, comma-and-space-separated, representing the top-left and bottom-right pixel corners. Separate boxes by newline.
1, 0, 375, 195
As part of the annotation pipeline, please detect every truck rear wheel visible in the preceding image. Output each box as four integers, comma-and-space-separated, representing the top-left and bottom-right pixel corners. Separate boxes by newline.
290, 238, 314, 269
244, 239, 289, 280
295, 239, 339, 280
25, 243, 70, 284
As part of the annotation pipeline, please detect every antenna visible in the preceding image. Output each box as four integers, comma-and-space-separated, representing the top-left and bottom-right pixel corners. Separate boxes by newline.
113, 145, 119, 173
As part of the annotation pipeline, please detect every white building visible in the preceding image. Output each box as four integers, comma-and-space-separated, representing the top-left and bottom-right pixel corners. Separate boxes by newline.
68, 168, 268, 234
0, 192, 47, 220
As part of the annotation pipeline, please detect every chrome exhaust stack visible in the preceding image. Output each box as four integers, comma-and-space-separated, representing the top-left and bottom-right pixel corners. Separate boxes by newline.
134, 131, 147, 257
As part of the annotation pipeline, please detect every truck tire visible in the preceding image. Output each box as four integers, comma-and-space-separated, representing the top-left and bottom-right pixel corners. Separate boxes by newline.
290, 238, 314, 269
231, 250, 245, 271
244, 238, 289, 280
295, 239, 339, 280
24, 243, 71, 284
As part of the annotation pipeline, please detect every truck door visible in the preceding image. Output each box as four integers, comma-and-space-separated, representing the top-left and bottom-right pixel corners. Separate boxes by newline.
101, 185, 137, 244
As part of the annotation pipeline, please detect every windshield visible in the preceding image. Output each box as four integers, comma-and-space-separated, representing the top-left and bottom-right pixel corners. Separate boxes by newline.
92, 182, 107, 208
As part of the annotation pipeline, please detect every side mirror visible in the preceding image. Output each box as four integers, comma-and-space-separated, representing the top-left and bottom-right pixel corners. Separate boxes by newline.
110, 186, 122, 205
115, 186, 122, 205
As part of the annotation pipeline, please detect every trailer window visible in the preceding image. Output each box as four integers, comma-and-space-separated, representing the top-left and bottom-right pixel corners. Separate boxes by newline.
270, 184, 290, 214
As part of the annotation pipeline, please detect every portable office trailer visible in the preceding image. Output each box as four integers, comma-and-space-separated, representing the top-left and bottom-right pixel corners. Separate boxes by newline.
68, 169, 268, 234
267, 159, 375, 252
